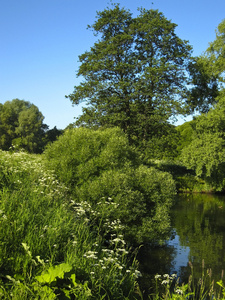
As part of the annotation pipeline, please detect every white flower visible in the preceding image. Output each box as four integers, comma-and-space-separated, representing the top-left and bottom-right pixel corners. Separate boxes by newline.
133, 270, 142, 278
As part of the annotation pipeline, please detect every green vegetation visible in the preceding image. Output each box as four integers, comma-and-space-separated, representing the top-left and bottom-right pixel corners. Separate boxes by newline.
178, 18, 225, 191
44, 127, 176, 244
1, 4, 225, 299
0, 99, 63, 153
65, 4, 225, 192
0, 149, 142, 299
2, 135, 225, 299
152, 266, 225, 300
180, 93, 225, 191
66, 3, 196, 149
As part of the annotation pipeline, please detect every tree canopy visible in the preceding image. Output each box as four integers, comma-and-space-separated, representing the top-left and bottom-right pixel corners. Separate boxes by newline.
67, 4, 196, 145
0, 99, 48, 153
205, 18, 225, 84
187, 19, 225, 113
180, 92, 225, 190
180, 19, 225, 190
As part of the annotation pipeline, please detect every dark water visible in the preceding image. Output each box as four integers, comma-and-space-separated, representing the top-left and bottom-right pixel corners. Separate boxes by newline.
138, 193, 225, 296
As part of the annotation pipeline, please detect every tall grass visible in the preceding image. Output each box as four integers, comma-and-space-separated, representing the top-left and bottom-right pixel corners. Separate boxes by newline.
0, 150, 141, 299
149, 261, 225, 300
1, 148, 225, 299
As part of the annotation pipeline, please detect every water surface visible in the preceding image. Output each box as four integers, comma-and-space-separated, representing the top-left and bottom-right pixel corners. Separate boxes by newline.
138, 193, 225, 296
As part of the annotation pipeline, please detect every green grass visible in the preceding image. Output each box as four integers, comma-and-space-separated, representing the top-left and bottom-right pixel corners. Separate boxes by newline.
149, 261, 225, 300
0, 150, 141, 299
1, 150, 225, 299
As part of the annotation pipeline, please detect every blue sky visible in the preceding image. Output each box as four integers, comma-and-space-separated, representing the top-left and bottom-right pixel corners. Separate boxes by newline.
1, 0, 224, 129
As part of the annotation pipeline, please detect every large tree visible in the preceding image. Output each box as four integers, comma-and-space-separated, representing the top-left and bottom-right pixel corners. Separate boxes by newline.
67, 4, 194, 145
0, 99, 48, 153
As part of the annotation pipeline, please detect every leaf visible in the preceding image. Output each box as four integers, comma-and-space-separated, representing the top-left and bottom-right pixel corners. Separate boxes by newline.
70, 273, 77, 287
35, 263, 72, 284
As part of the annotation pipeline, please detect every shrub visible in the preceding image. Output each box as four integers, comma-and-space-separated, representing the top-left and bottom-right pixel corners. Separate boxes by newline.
44, 128, 176, 245
76, 165, 175, 244
44, 127, 139, 189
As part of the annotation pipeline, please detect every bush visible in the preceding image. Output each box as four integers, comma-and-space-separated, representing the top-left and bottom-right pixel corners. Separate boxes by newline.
44, 127, 176, 245
77, 165, 175, 244
44, 127, 139, 189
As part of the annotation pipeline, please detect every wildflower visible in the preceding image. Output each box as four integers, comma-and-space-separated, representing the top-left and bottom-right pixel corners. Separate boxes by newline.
175, 289, 183, 295
133, 270, 142, 278
112, 238, 124, 244
162, 280, 170, 285
155, 274, 161, 279
84, 251, 98, 259
102, 249, 110, 252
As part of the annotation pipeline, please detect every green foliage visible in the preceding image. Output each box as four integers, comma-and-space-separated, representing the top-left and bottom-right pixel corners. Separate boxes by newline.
44, 127, 176, 244
44, 127, 139, 188
187, 57, 219, 113
217, 281, 225, 300
142, 124, 180, 160
180, 93, 225, 191
76, 165, 175, 244
187, 18, 225, 114
0, 150, 141, 299
176, 120, 196, 154
181, 132, 225, 190
45, 126, 63, 144
66, 4, 193, 145
204, 19, 225, 84
0, 99, 48, 153
152, 266, 216, 300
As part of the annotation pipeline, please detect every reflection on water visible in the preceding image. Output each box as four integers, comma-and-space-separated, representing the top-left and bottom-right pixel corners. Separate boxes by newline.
138, 193, 225, 297
167, 231, 190, 275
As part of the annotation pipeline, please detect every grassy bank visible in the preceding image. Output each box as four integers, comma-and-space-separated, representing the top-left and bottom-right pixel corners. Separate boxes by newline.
0, 150, 141, 299
1, 148, 225, 299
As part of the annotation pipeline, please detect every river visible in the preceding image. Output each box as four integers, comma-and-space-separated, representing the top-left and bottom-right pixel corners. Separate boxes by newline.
138, 193, 225, 297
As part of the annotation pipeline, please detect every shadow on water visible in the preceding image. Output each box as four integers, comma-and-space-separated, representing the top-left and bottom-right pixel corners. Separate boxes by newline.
138, 193, 225, 298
